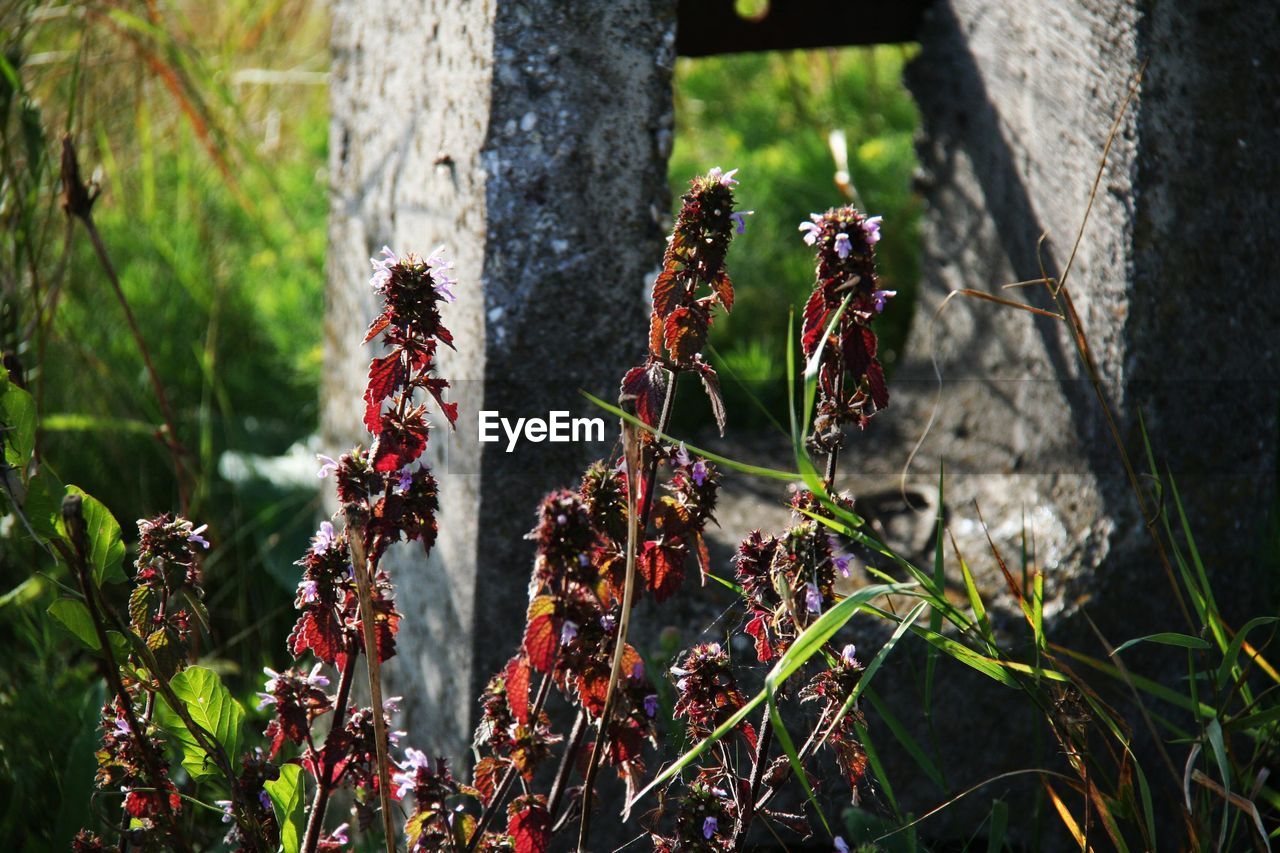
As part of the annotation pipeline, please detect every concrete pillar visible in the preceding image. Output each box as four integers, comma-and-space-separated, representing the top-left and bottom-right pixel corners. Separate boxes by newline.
325, 0, 676, 761
889, 0, 1279, 836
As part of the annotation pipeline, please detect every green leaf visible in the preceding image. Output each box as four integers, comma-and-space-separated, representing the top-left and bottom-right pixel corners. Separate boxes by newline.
1111, 632, 1211, 656
265, 763, 304, 853
48, 598, 101, 650
0, 374, 37, 477
154, 666, 243, 781
22, 471, 66, 542
56, 486, 126, 586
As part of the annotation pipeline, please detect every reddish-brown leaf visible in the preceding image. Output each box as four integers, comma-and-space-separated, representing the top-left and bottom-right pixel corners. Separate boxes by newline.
651, 268, 680, 318
421, 377, 458, 427
697, 362, 726, 435
663, 306, 707, 363
288, 607, 344, 665
473, 756, 505, 806
866, 360, 889, 410
364, 352, 406, 433
505, 655, 531, 724
507, 797, 551, 853
801, 286, 831, 357
638, 540, 685, 603
711, 269, 734, 312
371, 415, 429, 472
363, 308, 393, 345
523, 596, 559, 673
620, 363, 668, 429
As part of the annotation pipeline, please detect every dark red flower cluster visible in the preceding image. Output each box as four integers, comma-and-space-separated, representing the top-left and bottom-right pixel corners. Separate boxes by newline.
218, 749, 283, 851
624, 168, 744, 436
650, 780, 735, 852
799, 646, 870, 799
669, 642, 756, 748
799, 207, 893, 448
734, 491, 854, 663
128, 513, 209, 679
93, 699, 181, 828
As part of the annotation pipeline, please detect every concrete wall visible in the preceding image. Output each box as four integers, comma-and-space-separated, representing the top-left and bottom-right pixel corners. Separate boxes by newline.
326, 0, 676, 762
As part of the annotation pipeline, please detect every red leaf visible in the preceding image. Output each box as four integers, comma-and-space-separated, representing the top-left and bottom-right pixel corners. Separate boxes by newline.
697, 362, 726, 435
651, 268, 680, 318
288, 607, 344, 665
745, 613, 774, 663
638, 540, 685, 603
364, 352, 406, 433
620, 363, 668, 429
363, 309, 393, 344
648, 311, 664, 357
866, 360, 889, 410
421, 377, 458, 427
663, 306, 707, 363
575, 665, 611, 718
371, 414, 429, 472
801, 286, 831, 357
505, 655, 531, 724
523, 596, 559, 673
473, 756, 505, 806
507, 797, 551, 853
711, 269, 734, 312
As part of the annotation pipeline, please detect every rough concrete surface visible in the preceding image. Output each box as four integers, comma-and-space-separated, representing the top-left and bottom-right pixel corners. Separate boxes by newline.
326, 0, 677, 763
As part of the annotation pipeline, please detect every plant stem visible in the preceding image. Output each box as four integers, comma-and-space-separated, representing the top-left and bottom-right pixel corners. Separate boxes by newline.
577, 372, 677, 850
730, 711, 774, 847
344, 506, 397, 853
301, 652, 359, 853
61, 496, 192, 853
547, 711, 587, 820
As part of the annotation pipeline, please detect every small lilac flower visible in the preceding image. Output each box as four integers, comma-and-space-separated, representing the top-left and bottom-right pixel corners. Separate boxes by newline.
393, 747, 431, 798
691, 459, 709, 487
390, 729, 407, 746
578, 552, 591, 567
806, 582, 823, 614
707, 642, 721, 654
828, 534, 854, 578
799, 217, 823, 246
600, 613, 616, 632
674, 442, 692, 468
871, 289, 897, 314
862, 215, 883, 245
215, 799, 234, 824
841, 644, 858, 667
257, 667, 281, 710
707, 166, 738, 187
330, 823, 350, 845
835, 837, 851, 853
303, 662, 330, 689
113, 716, 131, 738
834, 232, 852, 259
730, 210, 754, 234
631, 661, 645, 680
426, 246, 457, 302
384, 696, 403, 713
297, 578, 320, 604
703, 816, 719, 839
311, 520, 337, 554
187, 523, 210, 550
397, 466, 414, 492
316, 454, 338, 479
258, 790, 273, 811
560, 620, 579, 646
556, 513, 568, 526
670, 665, 690, 678
369, 245, 398, 290
644, 693, 659, 718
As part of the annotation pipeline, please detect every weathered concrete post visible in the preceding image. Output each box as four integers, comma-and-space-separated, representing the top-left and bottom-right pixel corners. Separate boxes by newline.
888, 0, 1279, 833
325, 0, 676, 761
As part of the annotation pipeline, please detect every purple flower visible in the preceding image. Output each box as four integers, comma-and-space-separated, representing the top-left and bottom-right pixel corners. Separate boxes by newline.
297, 579, 320, 604
187, 523, 210, 550
691, 459, 709, 487
560, 620, 579, 646
330, 823, 350, 845
799, 218, 823, 246
556, 513, 568, 526
256, 667, 280, 710
805, 582, 823, 614
674, 442, 692, 468
871, 289, 897, 314
369, 245, 398, 290
578, 552, 591, 567
631, 660, 645, 680
841, 644, 858, 667
707, 166, 738, 187
834, 232, 852, 259
730, 210, 753, 234
311, 520, 337, 554
393, 747, 430, 798
258, 789, 273, 811
703, 816, 719, 839
828, 534, 853, 578
835, 837, 850, 853
303, 662, 330, 689
600, 613, 616, 632
316, 454, 338, 479
644, 693, 659, 718
862, 215, 883, 245
397, 466, 414, 492
113, 716, 131, 737
426, 246, 457, 302
215, 799, 234, 824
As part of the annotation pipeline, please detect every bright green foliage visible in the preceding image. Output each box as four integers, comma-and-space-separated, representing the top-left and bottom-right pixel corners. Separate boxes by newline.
670, 47, 921, 424
154, 665, 244, 781
265, 763, 305, 853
